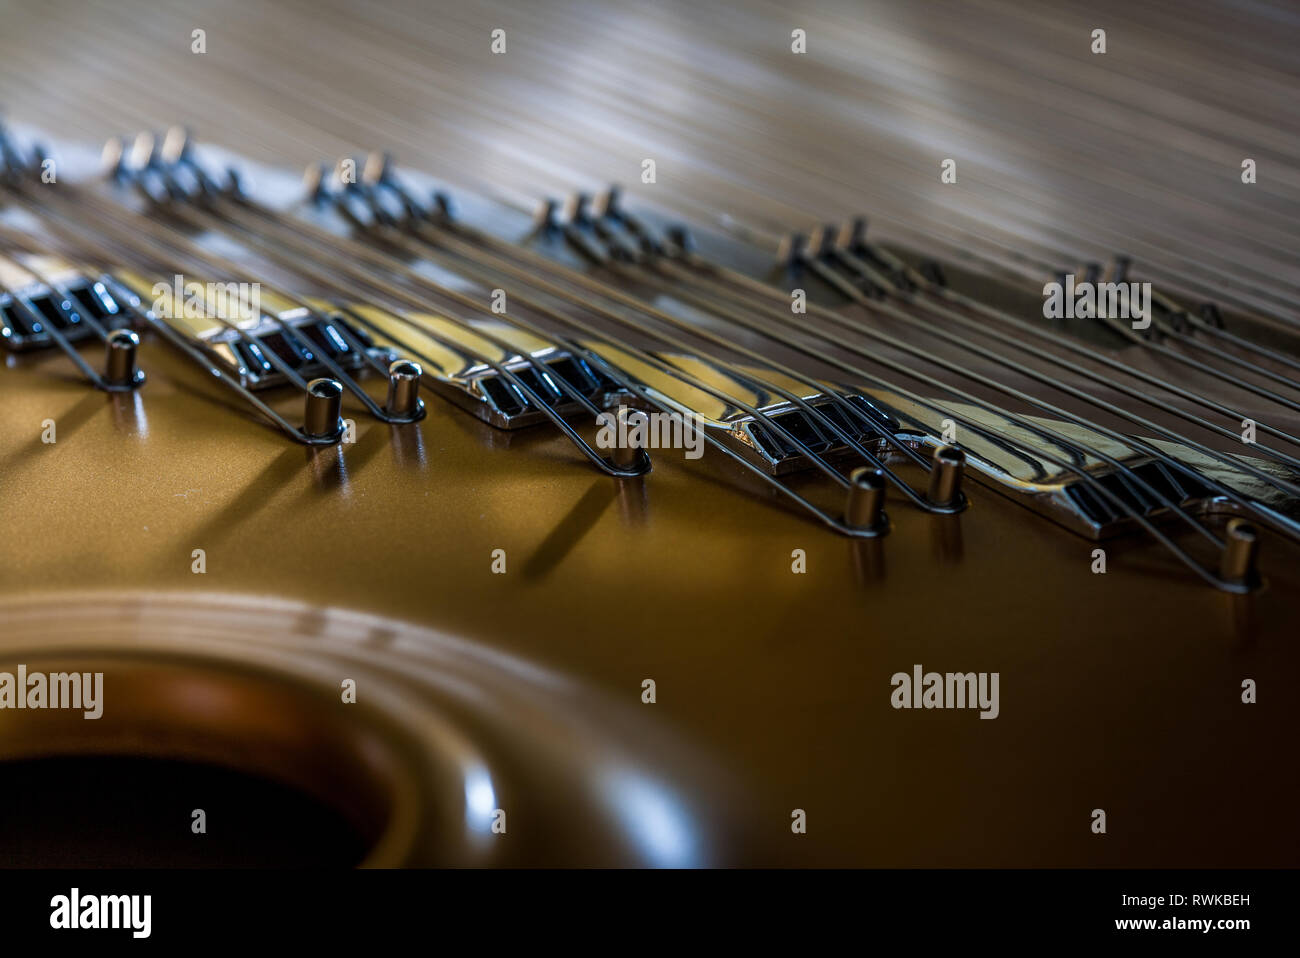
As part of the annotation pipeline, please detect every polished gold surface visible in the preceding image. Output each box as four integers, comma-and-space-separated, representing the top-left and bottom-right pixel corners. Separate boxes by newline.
2, 334, 1297, 865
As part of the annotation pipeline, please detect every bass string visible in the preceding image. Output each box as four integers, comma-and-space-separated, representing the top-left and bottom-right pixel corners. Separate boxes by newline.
0, 0, 1294, 315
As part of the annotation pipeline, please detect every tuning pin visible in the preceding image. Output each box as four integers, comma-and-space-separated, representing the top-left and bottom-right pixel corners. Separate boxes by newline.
835, 217, 867, 251
161, 131, 217, 194
593, 185, 623, 220
610, 406, 645, 471
103, 329, 145, 389
562, 192, 592, 226
1219, 519, 1259, 588
533, 197, 561, 234
303, 163, 330, 206
161, 126, 193, 167
384, 359, 425, 421
363, 151, 393, 187
330, 156, 361, 193
812, 222, 844, 258
776, 232, 807, 269
101, 137, 129, 181
813, 222, 840, 256
844, 467, 887, 532
128, 131, 158, 173
303, 378, 343, 441
804, 226, 825, 259
926, 445, 966, 510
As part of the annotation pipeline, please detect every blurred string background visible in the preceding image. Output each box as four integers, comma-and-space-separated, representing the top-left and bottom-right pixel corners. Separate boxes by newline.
0, 0, 1296, 311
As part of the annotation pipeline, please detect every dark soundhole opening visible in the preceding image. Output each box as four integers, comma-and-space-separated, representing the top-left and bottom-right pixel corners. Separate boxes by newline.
0, 755, 369, 868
